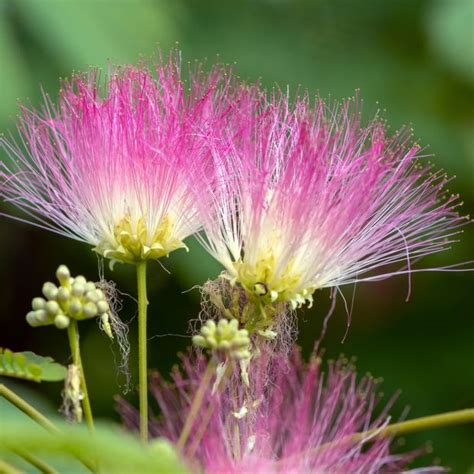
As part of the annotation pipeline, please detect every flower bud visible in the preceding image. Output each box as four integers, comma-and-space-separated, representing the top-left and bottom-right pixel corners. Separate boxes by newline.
193, 318, 251, 360
29, 267, 113, 330
192, 335, 207, 347
69, 299, 82, 316
54, 314, 70, 329
42, 282, 58, 300
84, 282, 96, 292
32, 297, 46, 310
57, 287, 71, 302
96, 300, 109, 314
56, 265, 71, 286
34, 309, 50, 324
71, 282, 85, 297
45, 300, 60, 316
26, 311, 41, 327
83, 302, 98, 319
95, 289, 105, 300
74, 276, 87, 286
85, 290, 100, 303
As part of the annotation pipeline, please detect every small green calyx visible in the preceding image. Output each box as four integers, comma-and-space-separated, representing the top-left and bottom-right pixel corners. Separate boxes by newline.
193, 319, 251, 361
26, 265, 110, 330
94, 215, 187, 266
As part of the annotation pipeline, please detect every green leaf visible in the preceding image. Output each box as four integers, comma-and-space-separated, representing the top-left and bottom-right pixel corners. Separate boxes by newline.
0, 421, 188, 474
0, 349, 66, 382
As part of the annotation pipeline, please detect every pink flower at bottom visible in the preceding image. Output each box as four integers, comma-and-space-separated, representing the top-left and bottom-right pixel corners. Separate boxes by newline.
118, 349, 442, 473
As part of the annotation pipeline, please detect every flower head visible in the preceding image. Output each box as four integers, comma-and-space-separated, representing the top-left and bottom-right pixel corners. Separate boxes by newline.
196, 93, 467, 313
192, 318, 251, 361
118, 349, 440, 473
1, 54, 228, 266
26, 264, 110, 330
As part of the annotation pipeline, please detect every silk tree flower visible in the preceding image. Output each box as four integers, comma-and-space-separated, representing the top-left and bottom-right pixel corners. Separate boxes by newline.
194, 93, 468, 315
118, 349, 441, 473
0, 56, 228, 267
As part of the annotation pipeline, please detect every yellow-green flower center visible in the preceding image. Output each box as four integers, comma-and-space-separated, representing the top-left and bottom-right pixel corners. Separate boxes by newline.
231, 249, 315, 309
94, 215, 187, 265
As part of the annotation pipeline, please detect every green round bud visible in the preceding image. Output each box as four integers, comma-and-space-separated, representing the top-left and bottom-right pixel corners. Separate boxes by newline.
45, 300, 60, 316
56, 265, 71, 286
34, 309, 49, 324
96, 300, 109, 314
192, 335, 207, 347
32, 297, 46, 310
57, 287, 71, 302
74, 276, 87, 286
69, 299, 82, 316
83, 302, 98, 318
54, 314, 70, 329
206, 336, 218, 349
237, 349, 251, 360
42, 282, 58, 300
85, 290, 100, 303
26, 311, 40, 327
95, 289, 105, 300
71, 282, 85, 297
85, 282, 96, 292
219, 340, 231, 350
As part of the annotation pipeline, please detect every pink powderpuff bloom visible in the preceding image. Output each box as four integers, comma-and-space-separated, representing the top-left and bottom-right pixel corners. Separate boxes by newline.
194, 93, 468, 310
118, 349, 442, 473
0, 54, 229, 266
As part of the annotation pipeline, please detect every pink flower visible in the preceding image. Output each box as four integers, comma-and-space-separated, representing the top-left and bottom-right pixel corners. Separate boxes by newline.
118, 349, 441, 473
195, 93, 468, 310
0, 54, 229, 266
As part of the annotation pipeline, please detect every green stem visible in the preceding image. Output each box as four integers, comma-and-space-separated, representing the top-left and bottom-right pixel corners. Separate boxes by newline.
366, 408, 474, 439
0, 384, 59, 433
67, 320, 95, 433
136, 261, 149, 443
0, 384, 95, 472
177, 359, 216, 452
294, 408, 474, 462
14, 448, 58, 474
0, 459, 22, 474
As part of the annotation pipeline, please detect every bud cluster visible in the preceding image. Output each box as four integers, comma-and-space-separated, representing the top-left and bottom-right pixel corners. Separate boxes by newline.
26, 265, 110, 330
192, 319, 251, 360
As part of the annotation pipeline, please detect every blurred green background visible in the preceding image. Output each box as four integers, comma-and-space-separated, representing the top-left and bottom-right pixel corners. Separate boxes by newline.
0, 0, 473, 472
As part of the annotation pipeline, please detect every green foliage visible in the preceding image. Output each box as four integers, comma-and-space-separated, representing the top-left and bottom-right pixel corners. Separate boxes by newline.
0, 349, 66, 383
0, 421, 188, 474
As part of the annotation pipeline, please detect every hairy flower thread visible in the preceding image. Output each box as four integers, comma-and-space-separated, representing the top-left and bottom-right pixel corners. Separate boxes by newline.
0, 54, 230, 266
118, 349, 441, 473
195, 92, 468, 326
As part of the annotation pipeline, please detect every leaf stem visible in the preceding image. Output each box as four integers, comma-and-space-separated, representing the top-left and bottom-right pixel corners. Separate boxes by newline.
0, 384, 95, 472
14, 448, 59, 474
67, 320, 94, 433
293, 407, 474, 462
0, 383, 59, 433
136, 260, 149, 443
361, 408, 474, 440
0, 459, 22, 474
